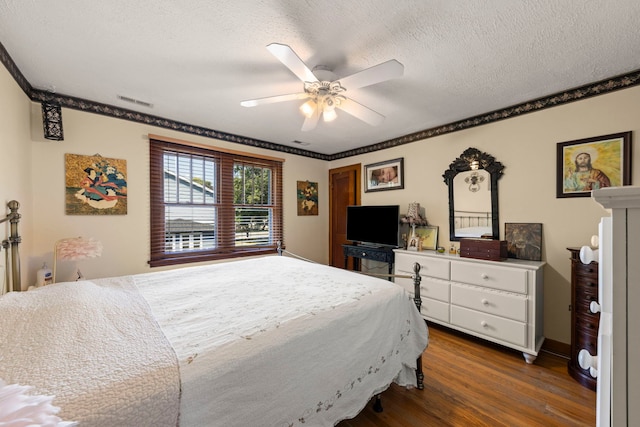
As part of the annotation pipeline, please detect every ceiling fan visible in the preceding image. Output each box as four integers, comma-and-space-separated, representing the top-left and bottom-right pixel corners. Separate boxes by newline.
240, 43, 404, 131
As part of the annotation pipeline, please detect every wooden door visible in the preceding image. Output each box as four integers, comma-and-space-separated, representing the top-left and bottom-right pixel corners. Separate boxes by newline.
329, 164, 360, 268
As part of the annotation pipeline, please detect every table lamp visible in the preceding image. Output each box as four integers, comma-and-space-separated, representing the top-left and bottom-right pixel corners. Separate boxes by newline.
53, 237, 103, 283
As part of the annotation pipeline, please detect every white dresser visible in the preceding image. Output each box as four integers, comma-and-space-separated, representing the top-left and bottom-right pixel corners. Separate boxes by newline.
394, 249, 545, 363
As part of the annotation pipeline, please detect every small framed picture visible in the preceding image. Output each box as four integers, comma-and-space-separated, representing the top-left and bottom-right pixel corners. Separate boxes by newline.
296, 180, 318, 216
556, 131, 632, 198
407, 234, 420, 251
505, 223, 542, 261
415, 225, 439, 251
364, 158, 404, 192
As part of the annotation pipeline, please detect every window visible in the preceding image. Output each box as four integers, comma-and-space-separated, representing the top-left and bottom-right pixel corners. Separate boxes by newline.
149, 137, 283, 267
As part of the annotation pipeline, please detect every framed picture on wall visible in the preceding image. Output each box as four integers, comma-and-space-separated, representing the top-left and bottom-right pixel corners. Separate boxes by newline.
65, 153, 128, 215
364, 158, 404, 192
296, 180, 318, 216
556, 131, 632, 198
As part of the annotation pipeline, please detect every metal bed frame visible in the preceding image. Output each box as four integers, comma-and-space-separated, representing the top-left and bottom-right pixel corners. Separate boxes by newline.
1, 200, 21, 294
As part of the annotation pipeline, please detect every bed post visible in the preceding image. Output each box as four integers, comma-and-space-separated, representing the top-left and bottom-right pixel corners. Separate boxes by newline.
1, 200, 21, 292
374, 261, 424, 413
412, 261, 424, 390
276, 240, 283, 256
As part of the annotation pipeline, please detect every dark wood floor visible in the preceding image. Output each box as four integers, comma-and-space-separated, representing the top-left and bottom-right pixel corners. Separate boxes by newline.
338, 324, 596, 426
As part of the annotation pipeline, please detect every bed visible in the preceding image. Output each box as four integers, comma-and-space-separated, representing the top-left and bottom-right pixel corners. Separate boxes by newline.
0, 202, 428, 426
454, 210, 492, 237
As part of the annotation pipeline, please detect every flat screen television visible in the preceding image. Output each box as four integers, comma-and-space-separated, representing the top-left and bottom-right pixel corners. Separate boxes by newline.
346, 205, 400, 247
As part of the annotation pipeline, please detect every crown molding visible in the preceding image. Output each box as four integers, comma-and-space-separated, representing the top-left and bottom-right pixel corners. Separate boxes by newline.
2, 41, 639, 161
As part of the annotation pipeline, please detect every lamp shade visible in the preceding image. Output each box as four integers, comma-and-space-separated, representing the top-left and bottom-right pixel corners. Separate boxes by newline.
53, 237, 103, 283
299, 99, 316, 118
55, 237, 102, 261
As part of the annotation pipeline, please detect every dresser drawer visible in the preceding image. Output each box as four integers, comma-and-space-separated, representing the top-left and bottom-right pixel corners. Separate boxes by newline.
451, 262, 528, 294
396, 276, 450, 303
395, 253, 450, 280
574, 261, 597, 277
575, 312, 600, 337
574, 329, 598, 356
451, 283, 527, 322
575, 278, 598, 299
421, 298, 450, 323
574, 295, 598, 317
451, 305, 527, 347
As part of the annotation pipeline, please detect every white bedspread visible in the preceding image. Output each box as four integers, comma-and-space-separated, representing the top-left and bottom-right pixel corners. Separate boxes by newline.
0, 256, 428, 427
0, 276, 180, 426
134, 256, 428, 426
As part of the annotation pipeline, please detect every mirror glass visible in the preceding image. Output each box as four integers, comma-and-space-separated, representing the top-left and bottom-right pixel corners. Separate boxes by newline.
443, 148, 504, 241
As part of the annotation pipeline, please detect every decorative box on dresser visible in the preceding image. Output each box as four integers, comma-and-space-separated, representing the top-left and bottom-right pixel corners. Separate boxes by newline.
394, 249, 545, 363
567, 247, 599, 391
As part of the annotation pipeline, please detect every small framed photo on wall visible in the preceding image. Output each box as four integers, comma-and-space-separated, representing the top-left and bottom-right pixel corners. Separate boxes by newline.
296, 180, 318, 216
364, 158, 404, 192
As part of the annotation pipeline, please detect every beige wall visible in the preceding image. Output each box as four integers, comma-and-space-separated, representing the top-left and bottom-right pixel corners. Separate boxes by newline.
0, 64, 33, 291
330, 86, 640, 344
1, 64, 329, 289
4, 59, 640, 344
26, 108, 330, 283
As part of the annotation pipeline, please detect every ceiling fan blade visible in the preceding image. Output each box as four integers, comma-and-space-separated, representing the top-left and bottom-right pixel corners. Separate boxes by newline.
337, 98, 385, 126
266, 43, 318, 83
301, 110, 319, 131
338, 59, 404, 90
240, 92, 309, 107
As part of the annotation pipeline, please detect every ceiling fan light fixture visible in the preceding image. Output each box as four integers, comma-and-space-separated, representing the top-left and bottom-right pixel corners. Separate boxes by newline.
300, 99, 316, 118
322, 108, 337, 122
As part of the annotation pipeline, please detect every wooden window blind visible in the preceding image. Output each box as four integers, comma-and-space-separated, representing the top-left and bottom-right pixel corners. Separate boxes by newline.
149, 138, 283, 267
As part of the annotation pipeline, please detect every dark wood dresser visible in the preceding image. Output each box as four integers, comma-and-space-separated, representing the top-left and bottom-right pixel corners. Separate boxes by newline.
567, 247, 599, 391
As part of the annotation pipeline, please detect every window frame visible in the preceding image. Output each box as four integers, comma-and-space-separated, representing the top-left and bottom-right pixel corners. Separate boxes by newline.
149, 137, 283, 267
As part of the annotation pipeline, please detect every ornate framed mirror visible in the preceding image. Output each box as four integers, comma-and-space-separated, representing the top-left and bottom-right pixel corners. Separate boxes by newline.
443, 148, 504, 241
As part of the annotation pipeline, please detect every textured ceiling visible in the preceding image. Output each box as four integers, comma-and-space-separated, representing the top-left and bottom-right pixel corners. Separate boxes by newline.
1, 0, 640, 155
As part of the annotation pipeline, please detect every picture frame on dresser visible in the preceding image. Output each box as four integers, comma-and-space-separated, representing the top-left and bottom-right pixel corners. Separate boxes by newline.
505, 223, 542, 261
414, 225, 438, 251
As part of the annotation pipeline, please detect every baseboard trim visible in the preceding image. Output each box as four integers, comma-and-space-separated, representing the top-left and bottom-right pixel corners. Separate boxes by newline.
541, 338, 570, 359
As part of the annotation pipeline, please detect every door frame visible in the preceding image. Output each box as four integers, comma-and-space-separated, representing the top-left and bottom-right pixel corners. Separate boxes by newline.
329, 163, 361, 267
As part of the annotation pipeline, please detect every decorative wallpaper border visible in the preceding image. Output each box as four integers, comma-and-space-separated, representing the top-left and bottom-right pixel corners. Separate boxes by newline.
2, 41, 640, 161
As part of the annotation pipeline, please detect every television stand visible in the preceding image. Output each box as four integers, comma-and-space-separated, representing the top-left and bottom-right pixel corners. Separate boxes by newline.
342, 244, 394, 279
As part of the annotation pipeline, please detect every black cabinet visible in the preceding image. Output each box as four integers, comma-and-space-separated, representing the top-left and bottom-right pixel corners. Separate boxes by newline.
342, 244, 394, 278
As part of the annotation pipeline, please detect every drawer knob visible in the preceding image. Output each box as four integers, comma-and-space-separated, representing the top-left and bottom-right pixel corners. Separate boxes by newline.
481, 273, 489, 280
481, 298, 489, 306
578, 349, 598, 378
480, 320, 488, 328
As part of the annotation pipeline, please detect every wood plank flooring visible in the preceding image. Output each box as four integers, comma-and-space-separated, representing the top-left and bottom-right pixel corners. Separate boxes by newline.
338, 324, 596, 426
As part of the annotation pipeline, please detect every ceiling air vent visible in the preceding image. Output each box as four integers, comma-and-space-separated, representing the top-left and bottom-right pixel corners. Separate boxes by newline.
117, 95, 153, 108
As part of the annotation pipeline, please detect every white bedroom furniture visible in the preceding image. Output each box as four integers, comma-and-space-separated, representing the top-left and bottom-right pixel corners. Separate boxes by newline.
394, 248, 544, 363
590, 186, 640, 426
